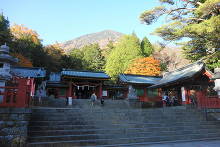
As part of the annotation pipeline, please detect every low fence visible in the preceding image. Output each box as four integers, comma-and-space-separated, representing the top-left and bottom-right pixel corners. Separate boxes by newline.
196, 92, 220, 109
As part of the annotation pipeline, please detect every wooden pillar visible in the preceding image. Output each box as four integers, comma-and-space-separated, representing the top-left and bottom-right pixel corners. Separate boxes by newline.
17, 78, 27, 107
143, 88, 147, 102
68, 82, 72, 98
99, 83, 102, 99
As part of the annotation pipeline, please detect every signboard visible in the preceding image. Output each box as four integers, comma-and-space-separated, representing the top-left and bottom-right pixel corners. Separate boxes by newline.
102, 90, 107, 97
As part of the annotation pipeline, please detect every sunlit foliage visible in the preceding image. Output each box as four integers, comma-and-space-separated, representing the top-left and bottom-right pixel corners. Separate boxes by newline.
125, 57, 161, 76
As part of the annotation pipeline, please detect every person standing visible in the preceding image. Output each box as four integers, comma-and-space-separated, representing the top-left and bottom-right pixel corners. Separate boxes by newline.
189, 90, 197, 108
90, 92, 97, 106
162, 92, 169, 107
36, 88, 42, 105
100, 97, 104, 106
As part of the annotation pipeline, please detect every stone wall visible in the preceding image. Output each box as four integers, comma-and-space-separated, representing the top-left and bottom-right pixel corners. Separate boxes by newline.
0, 108, 31, 147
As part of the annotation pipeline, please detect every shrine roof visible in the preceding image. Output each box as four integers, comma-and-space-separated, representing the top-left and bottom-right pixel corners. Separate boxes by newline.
149, 61, 206, 88
11, 67, 46, 78
49, 72, 61, 82
119, 74, 162, 85
61, 70, 110, 79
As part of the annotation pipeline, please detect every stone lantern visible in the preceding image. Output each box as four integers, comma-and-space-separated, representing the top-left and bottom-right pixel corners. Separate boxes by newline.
213, 68, 220, 98
0, 44, 18, 103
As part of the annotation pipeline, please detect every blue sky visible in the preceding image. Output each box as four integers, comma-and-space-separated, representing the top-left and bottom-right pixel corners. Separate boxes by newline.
1, 0, 164, 45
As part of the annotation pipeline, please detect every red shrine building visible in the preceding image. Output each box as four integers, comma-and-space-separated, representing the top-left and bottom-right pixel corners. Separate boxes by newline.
46, 72, 162, 103
46, 70, 110, 99
1, 44, 220, 109
118, 74, 162, 102
149, 61, 220, 108
0, 44, 46, 107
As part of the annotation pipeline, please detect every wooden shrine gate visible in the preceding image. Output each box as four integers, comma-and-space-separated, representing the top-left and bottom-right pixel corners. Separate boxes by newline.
0, 78, 34, 108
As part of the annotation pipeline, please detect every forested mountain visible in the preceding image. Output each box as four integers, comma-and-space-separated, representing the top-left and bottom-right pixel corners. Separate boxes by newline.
61, 30, 123, 53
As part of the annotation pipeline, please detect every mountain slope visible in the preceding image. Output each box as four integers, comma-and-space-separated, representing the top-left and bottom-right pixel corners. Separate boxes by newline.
61, 30, 124, 53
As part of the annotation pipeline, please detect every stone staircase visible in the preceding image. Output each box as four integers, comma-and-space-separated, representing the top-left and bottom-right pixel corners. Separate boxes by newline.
27, 100, 220, 147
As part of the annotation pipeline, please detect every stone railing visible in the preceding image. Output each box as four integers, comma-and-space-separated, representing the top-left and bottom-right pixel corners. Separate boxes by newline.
0, 108, 31, 147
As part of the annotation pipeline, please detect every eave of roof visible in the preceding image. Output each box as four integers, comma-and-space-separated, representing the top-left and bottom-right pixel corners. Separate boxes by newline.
119, 74, 162, 85
46, 82, 68, 88
10, 66, 46, 78
149, 61, 206, 89
61, 70, 110, 79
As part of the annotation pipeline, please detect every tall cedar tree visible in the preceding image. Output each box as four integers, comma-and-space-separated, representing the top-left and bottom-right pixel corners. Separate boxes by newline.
68, 49, 85, 70
140, 0, 220, 70
0, 14, 12, 45
105, 34, 142, 79
81, 44, 105, 71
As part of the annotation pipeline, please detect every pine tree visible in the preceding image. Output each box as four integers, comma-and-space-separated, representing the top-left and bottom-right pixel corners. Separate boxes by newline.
140, 0, 220, 69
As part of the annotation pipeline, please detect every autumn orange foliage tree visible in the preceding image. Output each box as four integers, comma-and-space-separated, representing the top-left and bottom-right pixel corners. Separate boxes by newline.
125, 57, 161, 76
11, 53, 33, 67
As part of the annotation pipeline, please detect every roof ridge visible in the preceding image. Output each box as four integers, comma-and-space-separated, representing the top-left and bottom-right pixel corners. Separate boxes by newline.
62, 69, 106, 73
121, 73, 162, 78
165, 61, 204, 75
11, 66, 45, 70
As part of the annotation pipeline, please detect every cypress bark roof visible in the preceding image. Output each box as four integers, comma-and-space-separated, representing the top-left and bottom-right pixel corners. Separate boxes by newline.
149, 61, 206, 88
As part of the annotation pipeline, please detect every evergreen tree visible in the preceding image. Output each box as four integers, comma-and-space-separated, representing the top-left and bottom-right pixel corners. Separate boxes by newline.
81, 44, 105, 71
0, 13, 11, 45
68, 49, 85, 70
43, 43, 65, 72
140, 0, 220, 70
140, 37, 154, 57
105, 34, 143, 79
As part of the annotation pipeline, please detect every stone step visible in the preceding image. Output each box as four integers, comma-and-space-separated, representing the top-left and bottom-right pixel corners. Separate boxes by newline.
27, 133, 220, 147
28, 134, 100, 142
30, 111, 203, 117
29, 119, 208, 125
29, 116, 205, 122
30, 112, 200, 117
31, 110, 200, 116
28, 121, 219, 129
31, 107, 193, 113
29, 127, 220, 137
28, 120, 218, 127
28, 123, 220, 132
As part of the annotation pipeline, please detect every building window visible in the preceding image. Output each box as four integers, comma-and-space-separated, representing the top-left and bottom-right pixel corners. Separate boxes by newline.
136, 88, 144, 96
59, 88, 66, 96
147, 89, 158, 97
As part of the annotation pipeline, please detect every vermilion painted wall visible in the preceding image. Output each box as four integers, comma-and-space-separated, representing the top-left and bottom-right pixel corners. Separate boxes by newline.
196, 91, 220, 108
138, 88, 162, 102
0, 78, 34, 108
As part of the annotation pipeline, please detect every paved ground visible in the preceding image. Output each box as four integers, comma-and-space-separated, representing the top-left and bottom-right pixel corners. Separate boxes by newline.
142, 140, 220, 147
